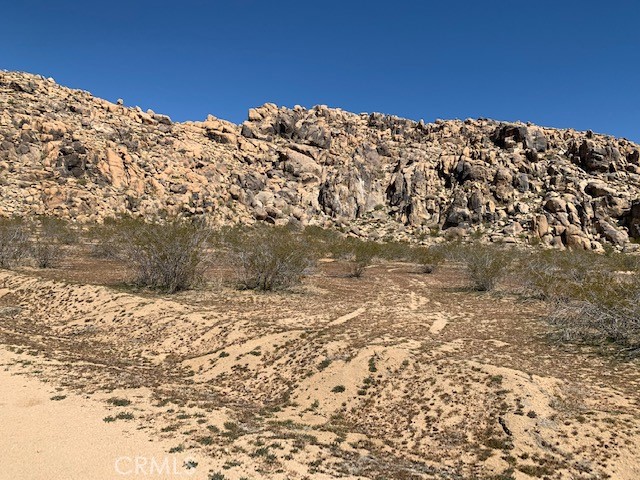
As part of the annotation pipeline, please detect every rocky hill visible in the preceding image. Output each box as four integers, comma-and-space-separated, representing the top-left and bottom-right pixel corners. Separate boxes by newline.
1, 70, 639, 250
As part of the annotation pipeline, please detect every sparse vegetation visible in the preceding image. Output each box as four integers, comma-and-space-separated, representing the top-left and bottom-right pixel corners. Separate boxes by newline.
223, 224, 317, 291
95, 216, 211, 292
0, 217, 29, 268
411, 245, 445, 274
29, 216, 75, 268
456, 243, 512, 291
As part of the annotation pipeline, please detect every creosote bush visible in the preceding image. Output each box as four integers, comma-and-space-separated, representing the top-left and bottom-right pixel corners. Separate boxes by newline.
0, 217, 29, 268
411, 245, 446, 274
455, 243, 512, 291
97, 216, 210, 293
328, 237, 382, 278
547, 271, 640, 354
517, 248, 640, 353
223, 224, 317, 291
517, 249, 633, 301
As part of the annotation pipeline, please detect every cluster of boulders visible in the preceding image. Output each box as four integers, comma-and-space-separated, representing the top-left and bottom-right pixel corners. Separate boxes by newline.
1, 70, 639, 250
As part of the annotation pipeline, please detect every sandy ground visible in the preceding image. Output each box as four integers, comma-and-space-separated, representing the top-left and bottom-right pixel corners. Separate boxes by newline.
1, 259, 639, 479
0, 349, 212, 480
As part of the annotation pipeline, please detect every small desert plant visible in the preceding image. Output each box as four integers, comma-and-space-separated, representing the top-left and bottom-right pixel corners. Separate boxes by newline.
99, 216, 211, 293
223, 224, 317, 291
0, 217, 29, 268
458, 243, 512, 291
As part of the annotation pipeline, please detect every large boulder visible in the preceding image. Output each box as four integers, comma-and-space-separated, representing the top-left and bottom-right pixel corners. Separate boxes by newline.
280, 148, 321, 179
491, 124, 547, 152
623, 200, 640, 238
567, 140, 622, 173
596, 219, 629, 246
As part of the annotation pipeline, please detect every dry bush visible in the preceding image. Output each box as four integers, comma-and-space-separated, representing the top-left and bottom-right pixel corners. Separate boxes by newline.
456, 243, 512, 291
98, 217, 211, 293
223, 224, 317, 291
518, 249, 608, 301
0, 217, 29, 268
547, 273, 640, 354
517, 248, 640, 353
29, 217, 74, 268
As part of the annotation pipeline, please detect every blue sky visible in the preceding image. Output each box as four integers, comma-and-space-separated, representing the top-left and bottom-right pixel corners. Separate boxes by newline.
2, 1, 639, 141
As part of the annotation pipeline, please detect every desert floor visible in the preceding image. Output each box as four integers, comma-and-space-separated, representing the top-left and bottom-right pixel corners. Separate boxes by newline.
0, 252, 639, 479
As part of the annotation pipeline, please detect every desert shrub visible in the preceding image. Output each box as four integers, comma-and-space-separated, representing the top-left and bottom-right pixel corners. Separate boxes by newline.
301, 225, 343, 258
457, 243, 512, 291
375, 241, 414, 262
605, 252, 640, 272
518, 249, 607, 300
98, 217, 211, 293
516, 248, 640, 353
547, 272, 640, 353
0, 217, 29, 268
29, 217, 74, 268
328, 237, 382, 278
223, 224, 317, 291
411, 245, 446, 274
88, 216, 132, 259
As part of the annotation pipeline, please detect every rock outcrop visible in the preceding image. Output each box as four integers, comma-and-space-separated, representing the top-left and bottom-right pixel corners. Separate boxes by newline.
1, 70, 639, 249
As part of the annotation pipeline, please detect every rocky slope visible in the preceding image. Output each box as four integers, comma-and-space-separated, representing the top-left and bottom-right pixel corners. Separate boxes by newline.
1, 70, 639, 249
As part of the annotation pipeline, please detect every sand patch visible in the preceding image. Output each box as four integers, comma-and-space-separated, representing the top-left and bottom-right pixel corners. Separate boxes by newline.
0, 351, 211, 480
429, 317, 448, 334
329, 307, 366, 326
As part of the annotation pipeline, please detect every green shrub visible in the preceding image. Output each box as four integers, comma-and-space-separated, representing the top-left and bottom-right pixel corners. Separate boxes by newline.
458, 243, 512, 291
223, 224, 317, 291
518, 249, 640, 353
301, 225, 341, 256
328, 237, 382, 278
548, 272, 640, 353
411, 245, 446, 274
518, 249, 606, 301
375, 241, 414, 262
97, 216, 211, 292
87, 217, 124, 259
